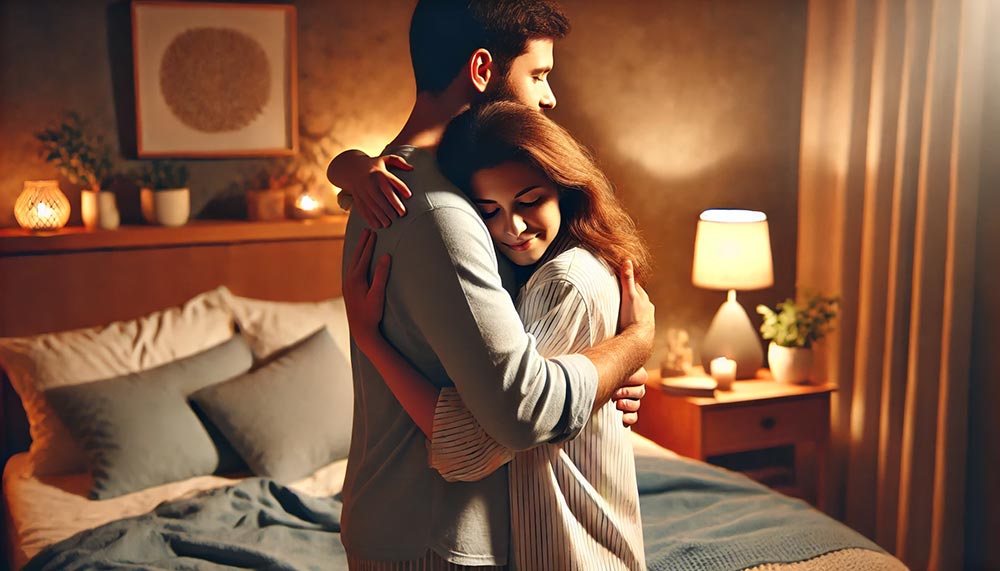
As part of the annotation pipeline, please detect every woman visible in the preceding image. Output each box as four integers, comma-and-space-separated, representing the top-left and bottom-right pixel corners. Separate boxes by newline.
345, 101, 652, 570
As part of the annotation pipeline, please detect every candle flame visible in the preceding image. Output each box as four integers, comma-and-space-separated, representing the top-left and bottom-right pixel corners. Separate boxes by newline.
297, 195, 320, 211
36, 202, 54, 218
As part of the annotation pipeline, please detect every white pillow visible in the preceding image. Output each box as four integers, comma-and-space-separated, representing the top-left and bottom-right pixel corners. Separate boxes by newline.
0, 287, 236, 475
225, 294, 351, 363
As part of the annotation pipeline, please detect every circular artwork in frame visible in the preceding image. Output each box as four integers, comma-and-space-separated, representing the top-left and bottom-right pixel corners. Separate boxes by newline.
131, 1, 298, 157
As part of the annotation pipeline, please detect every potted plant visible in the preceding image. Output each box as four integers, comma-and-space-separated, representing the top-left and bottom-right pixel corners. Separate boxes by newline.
138, 161, 190, 227
35, 112, 119, 230
245, 161, 297, 221
757, 294, 839, 383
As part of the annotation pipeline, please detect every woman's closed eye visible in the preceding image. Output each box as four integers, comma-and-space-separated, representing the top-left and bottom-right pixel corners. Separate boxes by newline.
518, 198, 541, 208
478, 207, 500, 220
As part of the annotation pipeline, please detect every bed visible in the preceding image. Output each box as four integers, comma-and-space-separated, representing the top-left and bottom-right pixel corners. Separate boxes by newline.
0, 217, 907, 571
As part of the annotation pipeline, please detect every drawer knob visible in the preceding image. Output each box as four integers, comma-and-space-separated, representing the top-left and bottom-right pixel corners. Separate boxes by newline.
760, 416, 777, 430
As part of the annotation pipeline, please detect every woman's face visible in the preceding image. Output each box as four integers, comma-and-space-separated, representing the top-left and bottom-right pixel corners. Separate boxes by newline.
470, 161, 561, 266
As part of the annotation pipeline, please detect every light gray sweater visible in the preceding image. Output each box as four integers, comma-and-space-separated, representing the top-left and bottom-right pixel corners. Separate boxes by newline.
340, 146, 598, 566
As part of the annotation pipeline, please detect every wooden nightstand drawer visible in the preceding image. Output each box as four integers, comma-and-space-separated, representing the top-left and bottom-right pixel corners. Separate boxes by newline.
701, 397, 829, 457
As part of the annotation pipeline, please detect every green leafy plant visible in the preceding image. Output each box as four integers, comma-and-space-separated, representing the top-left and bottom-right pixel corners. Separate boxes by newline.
757, 294, 839, 348
137, 161, 189, 191
35, 112, 113, 191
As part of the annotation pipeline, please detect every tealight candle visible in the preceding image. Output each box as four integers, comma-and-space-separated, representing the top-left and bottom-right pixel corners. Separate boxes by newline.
292, 193, 324, 220
710, 357, 737, 391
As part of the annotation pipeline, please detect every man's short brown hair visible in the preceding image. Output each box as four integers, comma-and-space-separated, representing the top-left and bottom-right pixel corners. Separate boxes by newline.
409, 0, 570, 94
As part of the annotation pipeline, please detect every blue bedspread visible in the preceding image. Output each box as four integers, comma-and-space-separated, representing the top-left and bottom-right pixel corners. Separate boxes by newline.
636, 455, 885, 570
25, 455, 886, 571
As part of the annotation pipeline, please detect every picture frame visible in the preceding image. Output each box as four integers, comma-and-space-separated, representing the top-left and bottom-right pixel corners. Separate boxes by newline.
131, 1, 298, 158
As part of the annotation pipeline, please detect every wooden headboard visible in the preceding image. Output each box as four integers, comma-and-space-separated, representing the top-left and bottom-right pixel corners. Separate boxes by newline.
0, 216, 348, 462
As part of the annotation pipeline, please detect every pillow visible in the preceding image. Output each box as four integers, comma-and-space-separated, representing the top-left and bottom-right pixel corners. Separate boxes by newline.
0, 286, 236, 475
190, 327, 354, 484
45, 335, 253, 500
224, 294, 351, 362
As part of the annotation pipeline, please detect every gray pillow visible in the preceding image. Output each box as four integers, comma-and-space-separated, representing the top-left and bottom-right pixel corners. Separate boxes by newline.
190, 327, 354, 484
45, 335, 253, 499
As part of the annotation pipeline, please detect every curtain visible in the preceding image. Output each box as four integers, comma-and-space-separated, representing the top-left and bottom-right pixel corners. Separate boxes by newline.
797, 0, 986, 569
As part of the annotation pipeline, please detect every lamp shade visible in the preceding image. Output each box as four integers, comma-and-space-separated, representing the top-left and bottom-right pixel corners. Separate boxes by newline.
14, 180, 70, 231
692, 209, 774, 290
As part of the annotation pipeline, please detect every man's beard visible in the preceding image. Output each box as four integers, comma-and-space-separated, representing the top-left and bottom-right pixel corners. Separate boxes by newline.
476, 71, 517, 105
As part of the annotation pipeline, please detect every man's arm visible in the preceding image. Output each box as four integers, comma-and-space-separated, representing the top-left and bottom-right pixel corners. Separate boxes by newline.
390, 206, 652, 451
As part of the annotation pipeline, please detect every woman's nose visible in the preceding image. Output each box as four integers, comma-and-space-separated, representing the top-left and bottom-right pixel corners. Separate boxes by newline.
505, 214, 527, 237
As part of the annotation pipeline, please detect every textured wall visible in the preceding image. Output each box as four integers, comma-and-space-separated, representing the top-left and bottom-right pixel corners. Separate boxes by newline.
548, 0, 806, 363
0, 0, 806, 362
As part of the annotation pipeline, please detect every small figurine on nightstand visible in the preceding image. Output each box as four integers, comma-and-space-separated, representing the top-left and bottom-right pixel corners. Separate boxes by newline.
659, 328, 694, 378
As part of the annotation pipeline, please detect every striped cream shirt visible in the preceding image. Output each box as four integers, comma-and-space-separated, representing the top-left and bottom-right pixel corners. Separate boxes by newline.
430, 237, 646, 571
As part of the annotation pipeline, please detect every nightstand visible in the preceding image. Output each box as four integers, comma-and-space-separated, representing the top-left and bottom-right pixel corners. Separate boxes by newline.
634, 368, 836, 510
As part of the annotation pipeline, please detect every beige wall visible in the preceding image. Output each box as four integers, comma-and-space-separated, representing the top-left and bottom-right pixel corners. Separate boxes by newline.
549, 0, 806, 362
0, 0, 805, 360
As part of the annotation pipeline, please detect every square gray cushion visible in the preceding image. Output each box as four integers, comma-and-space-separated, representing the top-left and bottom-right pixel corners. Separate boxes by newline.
190, 327, 354, 484
45, 335, 253, 499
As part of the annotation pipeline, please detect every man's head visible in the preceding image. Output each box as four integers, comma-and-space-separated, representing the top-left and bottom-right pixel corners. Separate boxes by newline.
409, 0, 569, 110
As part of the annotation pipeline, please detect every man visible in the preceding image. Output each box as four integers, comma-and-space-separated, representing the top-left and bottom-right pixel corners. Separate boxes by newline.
334, 1, 654, 568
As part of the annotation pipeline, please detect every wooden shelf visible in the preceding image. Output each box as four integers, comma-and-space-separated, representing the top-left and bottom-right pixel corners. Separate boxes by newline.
0, 215, 349, 256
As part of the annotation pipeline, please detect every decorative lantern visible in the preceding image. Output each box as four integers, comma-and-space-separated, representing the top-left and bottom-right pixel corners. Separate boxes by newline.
14, 180, 71, 231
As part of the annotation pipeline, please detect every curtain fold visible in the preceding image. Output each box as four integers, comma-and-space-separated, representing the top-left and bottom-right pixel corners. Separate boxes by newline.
797, 0, 985, 568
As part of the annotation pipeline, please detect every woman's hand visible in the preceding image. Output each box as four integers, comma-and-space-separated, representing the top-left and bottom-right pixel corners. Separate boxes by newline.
344, 228, 392, 355
329, 151, 413, 229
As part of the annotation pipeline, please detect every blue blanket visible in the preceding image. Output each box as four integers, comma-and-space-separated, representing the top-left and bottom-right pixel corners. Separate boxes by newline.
635, 455, 885, 570
26, 456, 886, 571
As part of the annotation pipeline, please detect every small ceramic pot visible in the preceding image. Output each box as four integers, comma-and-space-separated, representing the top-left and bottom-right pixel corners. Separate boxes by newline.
81, 190, 99, 229
153, 188, 190, 227
768, 342, 814, 384
247, 189, 287, 221
96, 191, 120, 230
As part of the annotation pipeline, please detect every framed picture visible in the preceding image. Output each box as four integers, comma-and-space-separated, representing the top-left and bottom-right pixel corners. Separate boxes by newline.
131, 1, 297, 157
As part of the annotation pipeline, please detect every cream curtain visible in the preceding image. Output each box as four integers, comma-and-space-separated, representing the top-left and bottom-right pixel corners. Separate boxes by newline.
797, 0, 986, 569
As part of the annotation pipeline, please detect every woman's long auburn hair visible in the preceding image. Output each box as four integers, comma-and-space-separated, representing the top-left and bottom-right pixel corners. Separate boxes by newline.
438, 101, 652, 285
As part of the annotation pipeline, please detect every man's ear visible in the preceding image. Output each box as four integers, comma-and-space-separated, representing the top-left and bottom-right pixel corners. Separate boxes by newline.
467, 48, 493, 94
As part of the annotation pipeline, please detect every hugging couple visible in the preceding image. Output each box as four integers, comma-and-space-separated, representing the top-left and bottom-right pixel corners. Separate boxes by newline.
331, 1, 656, 569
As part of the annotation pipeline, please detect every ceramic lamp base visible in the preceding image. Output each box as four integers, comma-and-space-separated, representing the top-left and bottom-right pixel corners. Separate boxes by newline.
699, 292, 763, 379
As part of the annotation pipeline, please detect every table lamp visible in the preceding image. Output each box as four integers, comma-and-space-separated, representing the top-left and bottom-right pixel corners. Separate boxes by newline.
692, 209, 773, 379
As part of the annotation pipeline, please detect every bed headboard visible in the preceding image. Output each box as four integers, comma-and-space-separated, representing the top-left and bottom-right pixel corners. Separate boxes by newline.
0, 216, 348, 464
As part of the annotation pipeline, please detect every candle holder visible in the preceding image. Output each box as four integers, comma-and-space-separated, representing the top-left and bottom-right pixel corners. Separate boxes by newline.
14, 180, 71, 231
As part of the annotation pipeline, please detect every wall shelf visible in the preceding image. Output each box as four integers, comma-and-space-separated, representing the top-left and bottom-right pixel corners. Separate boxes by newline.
0, 215, 348, 256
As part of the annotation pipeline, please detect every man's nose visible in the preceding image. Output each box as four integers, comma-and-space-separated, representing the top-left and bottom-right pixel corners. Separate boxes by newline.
540, 85, 557, 110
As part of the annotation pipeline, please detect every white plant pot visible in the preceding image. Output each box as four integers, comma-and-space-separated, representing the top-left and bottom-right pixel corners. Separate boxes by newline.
81, 190, 99, 229
768, 342, 814, 384
141, 188, 190, 227
96, 191, 120, 230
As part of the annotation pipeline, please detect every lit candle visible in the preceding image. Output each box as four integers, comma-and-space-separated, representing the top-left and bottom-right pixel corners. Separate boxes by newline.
710, 357, 737, 391
296, 194, 319, 211
36, 202, 54, 218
